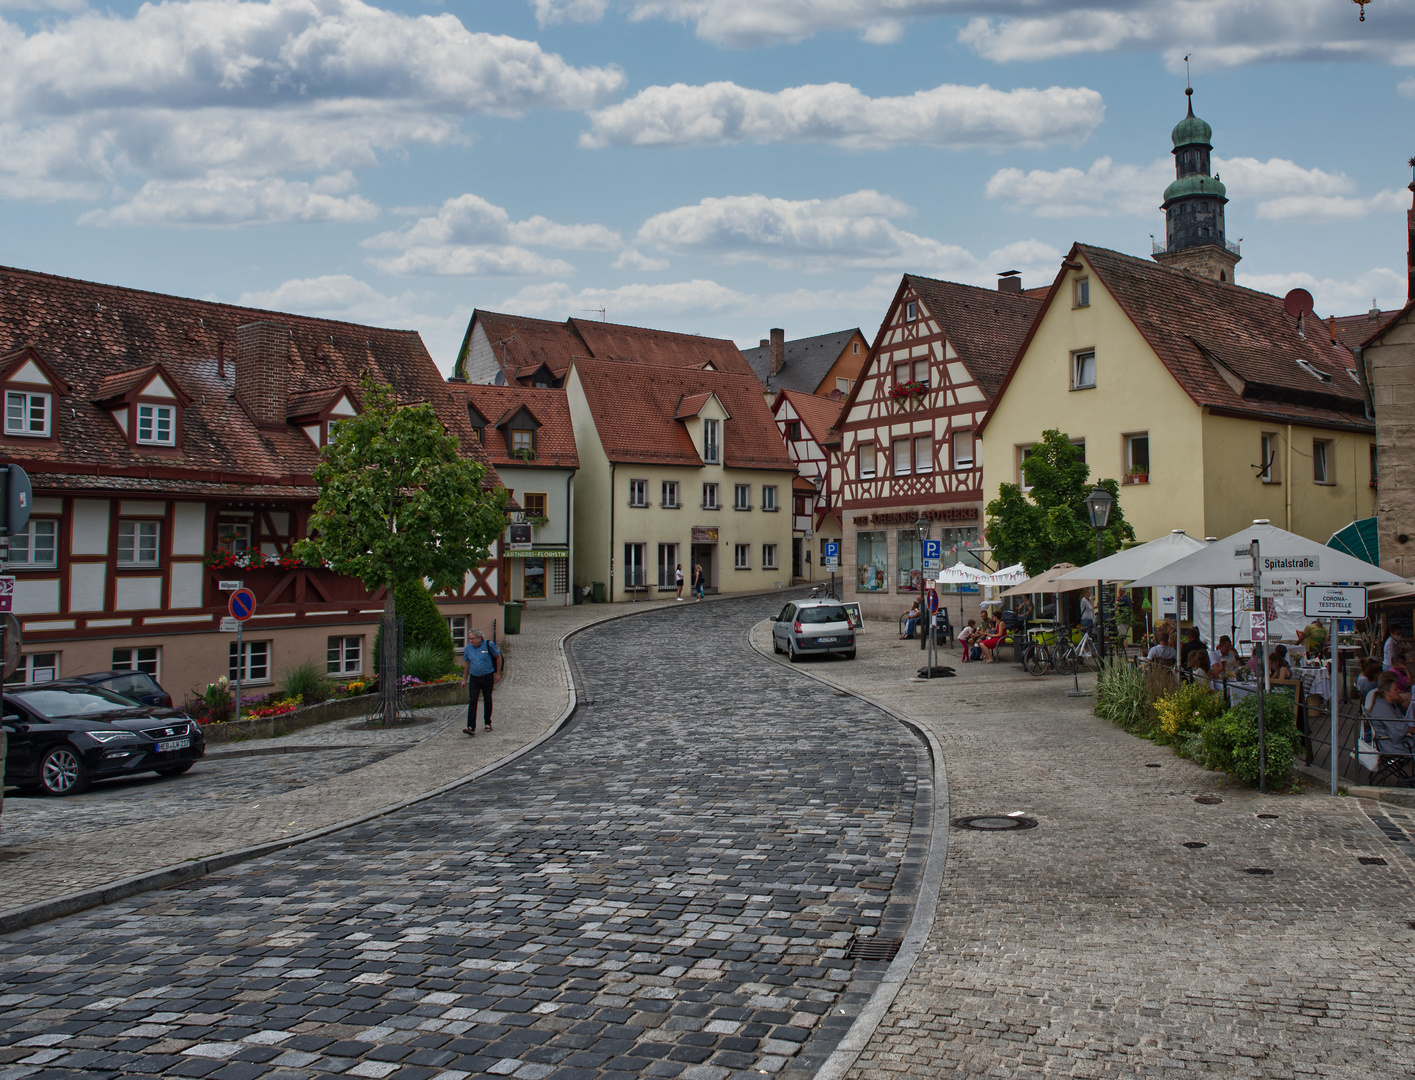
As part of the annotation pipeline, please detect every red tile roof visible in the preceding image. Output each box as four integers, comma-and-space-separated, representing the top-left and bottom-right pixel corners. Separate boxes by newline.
446, 383, 579, 469
903, 275, 1043, 400
774, 389, 845, 447
674, 392, 721, 420
1329, 307, 1406, 349
570, 359, 793, 471
465, 311, 586, 383
0, 264, 497, 496
981, 244, 1373, 434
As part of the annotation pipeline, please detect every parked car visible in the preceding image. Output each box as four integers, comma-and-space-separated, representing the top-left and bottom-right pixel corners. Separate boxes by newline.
2, 685, 205, 796
771, 599, 856, 661
46, 669, 174, 708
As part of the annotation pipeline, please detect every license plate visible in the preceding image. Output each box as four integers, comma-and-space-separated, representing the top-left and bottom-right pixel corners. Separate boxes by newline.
156, 738, 190, 753
816, 637, 839, 644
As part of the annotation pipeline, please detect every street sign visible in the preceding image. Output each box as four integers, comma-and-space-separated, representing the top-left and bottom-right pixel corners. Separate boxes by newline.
228, 587, 257, 621
218, 580, 244, 592
1304, 585, 1367, 619
823, 540, 840, 570
922, 540, 941, 571
220, 616, 241, 632
0, 576, 14, 614
1262, 576, 1300, 599
1250, 609, 1268, 642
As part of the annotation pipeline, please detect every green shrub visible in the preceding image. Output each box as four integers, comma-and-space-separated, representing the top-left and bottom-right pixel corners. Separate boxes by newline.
1095, 661, 1150, 733
1177, 732, 1207, 765
279, 660, 333, 705
404, 642, 455, 682
374, 578, 455, 675
1200, 691, 1300, 787
1153, 681, 1226, 745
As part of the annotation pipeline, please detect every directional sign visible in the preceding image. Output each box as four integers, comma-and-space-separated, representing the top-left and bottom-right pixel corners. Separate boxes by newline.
1304, 585, 1367, 619
1250, 609, 1268, 643
218, 580, 244, 592
0, 576, 14, 614
220, 617, 241, 633
228, 587, 257, 621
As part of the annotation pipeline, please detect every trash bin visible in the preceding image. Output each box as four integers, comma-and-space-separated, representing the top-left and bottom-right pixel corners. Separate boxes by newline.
504, 601, 523, 635
591, 581, 606, 603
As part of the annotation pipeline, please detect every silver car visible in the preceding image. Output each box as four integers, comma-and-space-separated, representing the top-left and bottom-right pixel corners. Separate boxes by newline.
771, 599, 856, 662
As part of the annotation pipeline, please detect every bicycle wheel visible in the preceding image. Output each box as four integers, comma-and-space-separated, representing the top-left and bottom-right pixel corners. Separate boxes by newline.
1075, 642, 1100, 672
1023, 644, 1050, 676
1053, 643, 1078, 675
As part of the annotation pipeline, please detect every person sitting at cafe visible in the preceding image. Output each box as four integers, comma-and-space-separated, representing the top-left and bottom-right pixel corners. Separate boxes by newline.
980, 615, 1007, 663
1391, 651, 1412, 694
1186, 649, 1212, 680
1179, 627, 1207, 669
1385, 626, 1405, 670
900, 598, 922, 639
1147, 631, 1177, 666
1208, 635, 1243, 679
1267, 644, 1293, 682
1369, 673, 1415, 740
1016, 597, 1035, 622
1357, 658, 1383, 699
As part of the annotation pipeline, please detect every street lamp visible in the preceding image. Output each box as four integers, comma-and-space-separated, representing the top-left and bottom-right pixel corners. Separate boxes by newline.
1084, 487, 1113, 662
913, 512, 930, 545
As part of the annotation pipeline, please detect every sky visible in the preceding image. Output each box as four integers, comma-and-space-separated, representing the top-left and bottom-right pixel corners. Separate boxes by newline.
1, 0, 1412, 374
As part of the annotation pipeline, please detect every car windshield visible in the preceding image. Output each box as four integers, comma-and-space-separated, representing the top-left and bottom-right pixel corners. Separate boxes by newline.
13, 686, 144, 718
798, 605, 848, 624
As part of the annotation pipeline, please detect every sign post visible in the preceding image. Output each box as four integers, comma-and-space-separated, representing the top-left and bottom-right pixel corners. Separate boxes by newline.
0, 463, 31, 754
1305, 586, 1367, 796
1250, 539, 1267, 794
823, 540, 840, 601
228, 587, 257, 723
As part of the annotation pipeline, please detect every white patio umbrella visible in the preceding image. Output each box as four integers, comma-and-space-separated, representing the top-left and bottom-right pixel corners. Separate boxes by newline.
1055, 530, 1206, 585
986, 563, 1028, 587
999, 562, 1087, 597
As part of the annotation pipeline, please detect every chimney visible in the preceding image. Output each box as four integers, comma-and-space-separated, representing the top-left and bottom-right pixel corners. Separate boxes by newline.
997, 271, 1022, 294
236, 321, 290, 427
769, 328, 785, 376
759, 339, 769, 349
1369, 298, 1382, 321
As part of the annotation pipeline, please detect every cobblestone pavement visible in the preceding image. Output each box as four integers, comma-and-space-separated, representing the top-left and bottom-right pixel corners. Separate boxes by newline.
753, 623, 1415, 1080
0, 594, 929, 1080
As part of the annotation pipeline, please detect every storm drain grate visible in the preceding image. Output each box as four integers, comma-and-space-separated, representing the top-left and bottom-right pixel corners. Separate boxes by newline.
1243, 867, 1275, 875
1359, 856, 1389, 866
165, 876, 234, 891
1182, 842, 1208, 849
951, 815, 1038, 831
846, 936, 903, 962
1194, 795, 1224, 805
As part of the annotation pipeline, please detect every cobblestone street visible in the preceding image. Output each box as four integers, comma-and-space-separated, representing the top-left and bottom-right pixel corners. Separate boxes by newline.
0, 596, 929, 1080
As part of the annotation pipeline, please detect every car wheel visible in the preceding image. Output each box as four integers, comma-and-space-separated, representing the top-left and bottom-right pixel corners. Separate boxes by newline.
787, 639, 801, 663
40, 745, 89, 796
843, 650, 856, 660
157, 762, 194, 777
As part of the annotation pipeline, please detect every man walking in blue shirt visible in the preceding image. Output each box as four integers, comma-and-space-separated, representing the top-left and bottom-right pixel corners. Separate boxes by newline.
461, 627, 502, 735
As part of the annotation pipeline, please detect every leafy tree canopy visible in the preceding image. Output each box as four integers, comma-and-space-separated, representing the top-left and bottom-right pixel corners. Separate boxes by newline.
294, 376, 508, 594
984, 428, 1136, 576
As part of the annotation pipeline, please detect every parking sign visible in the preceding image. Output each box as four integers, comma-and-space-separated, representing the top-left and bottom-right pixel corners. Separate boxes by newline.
922, 540, 941, 571
823, 540, 840, 569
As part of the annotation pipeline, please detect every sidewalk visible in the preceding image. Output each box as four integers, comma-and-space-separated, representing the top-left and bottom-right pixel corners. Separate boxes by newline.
0, 598, 685, 922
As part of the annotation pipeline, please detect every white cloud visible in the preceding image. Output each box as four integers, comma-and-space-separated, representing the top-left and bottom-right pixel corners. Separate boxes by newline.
79, 172, 379, 226
1241, 267, 1407, 317
0, 0, 624, 199
499, 279, 752, 320
1401, 77, 1415, 97
612, 247, 670, 271
531, 0, 608, 26
582, 80, 1103, 151
362, 193, 617, 276
635, 189, 1062, 282
1255, 190, 1408, 222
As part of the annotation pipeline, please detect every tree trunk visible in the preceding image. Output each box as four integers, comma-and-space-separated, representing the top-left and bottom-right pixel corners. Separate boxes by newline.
375, 586, 399, 726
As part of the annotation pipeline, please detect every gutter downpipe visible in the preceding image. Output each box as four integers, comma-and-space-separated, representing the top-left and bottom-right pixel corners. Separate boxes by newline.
609, 463, 616, 604
1285, 424, 1293, 533
566, 468, 576, 606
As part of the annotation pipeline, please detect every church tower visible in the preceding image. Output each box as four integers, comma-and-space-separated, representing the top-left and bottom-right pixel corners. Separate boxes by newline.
1151, 88, 1241, 283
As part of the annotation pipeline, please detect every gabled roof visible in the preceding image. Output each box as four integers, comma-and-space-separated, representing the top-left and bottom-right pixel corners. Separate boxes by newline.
0, 345, 72, 396
902, 275, 1043, 400
286, 384, 358, 422
979, 244, 1372, 434
742, 328, 864, 394
1359, 300, 1415, 349
674, 391, 729, 420
774, 389, 845, 446
571, 358, 793, 471
447, 383, 578, 469
1331, 308, 1404, 349
93, 361, 192, 408
460, 311, 584, 383
0, 264, 495, 494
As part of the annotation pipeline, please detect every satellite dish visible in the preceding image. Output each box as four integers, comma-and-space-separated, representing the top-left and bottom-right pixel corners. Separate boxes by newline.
1283, 288, 1315, 319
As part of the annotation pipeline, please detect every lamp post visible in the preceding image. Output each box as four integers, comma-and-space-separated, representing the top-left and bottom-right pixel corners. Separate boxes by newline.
914, 513, 934, 660
1084, 487, 1113, 663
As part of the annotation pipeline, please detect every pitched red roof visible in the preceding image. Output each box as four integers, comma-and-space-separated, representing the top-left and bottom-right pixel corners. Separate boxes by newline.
468, 311, 585, 382
570, 359, 793, 471
0, 264, 497, 495
980, 244, 1373, 434
674, 392, 723, 420
446, 383, 578, 469
903, 275, 1043, 400
775, 389, 845, 446
568, 318, 756, 376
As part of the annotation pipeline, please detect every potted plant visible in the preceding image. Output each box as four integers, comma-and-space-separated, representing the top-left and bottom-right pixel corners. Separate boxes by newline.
1114, 594, 1133, 639
1124, 468, 1148, 485
528, 514, 549, 529
886, 381, 929, 408
513, 446, 537, 463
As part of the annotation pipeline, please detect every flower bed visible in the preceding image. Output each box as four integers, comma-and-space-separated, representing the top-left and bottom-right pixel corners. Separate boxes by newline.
203, 549, 313, 571
198, 680, 469, 744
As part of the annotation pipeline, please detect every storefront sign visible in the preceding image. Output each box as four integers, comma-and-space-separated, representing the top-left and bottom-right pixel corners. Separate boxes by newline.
508, 523, 532, 551
859, 507, 978, 526
1303, 585, 1366, 619
691, 526, 719, 543
503, 549, 568, 559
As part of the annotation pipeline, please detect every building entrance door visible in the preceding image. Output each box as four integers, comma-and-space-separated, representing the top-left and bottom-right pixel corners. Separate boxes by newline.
691, 544, 716, 591
792, 538, 803, 580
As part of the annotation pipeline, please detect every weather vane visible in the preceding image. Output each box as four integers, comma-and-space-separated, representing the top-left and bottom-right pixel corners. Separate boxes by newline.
1352, 0, 1369, 21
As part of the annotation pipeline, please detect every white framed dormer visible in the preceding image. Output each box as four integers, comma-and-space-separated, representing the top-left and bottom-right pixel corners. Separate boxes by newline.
94, 361, 189, 453
0, 346, 71, 444
288, 385, 360, 448
673, 392, 731, 467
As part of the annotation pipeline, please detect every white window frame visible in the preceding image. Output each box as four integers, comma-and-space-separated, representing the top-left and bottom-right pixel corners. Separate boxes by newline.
326, 635, 363, 676
229, 640, 271, 684
914, 435, 933, 474
9, 518, 57, 568
14, 652, 58, 684
702, 482, 720, 510
661, 480, 680, 508
1260, 432, 1281, 483
217, 521, 252, 553
894, 362, 910, 386
762, 485, 778, 512
657, 543, 678, 587
1072, 350, 1096, 390
836, 377, 851, 394
905, 301, 917, 321
4, 391, 51, 437
136, 402, 176, 446
112, 646, 160, 678
117, 519, 161, 567
762, 543, 778, 570
624, 543, 647, 589
702, 419, 720, 464
511, 429, 534, 454
734, 543, 750, 570
912, 359, 930, 386
893, 438, 911, 476
1125, 432, 1150, 477
1313, 439, 1333, 485
628, 479, 648, 507
734, 483, 751, 511
448, 616, 468, 651
952, 430, 975, 471
1074, 278, 1090, 307
1018, 444, 1035, 490
859, 442, 876, 479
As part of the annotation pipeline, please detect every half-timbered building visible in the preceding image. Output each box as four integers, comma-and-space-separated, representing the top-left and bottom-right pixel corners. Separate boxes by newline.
837, 275, 1042, 622
0, 265, 504, 699
771, 389, 844, 583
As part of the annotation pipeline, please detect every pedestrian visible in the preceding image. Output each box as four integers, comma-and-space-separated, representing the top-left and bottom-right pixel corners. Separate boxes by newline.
675, 562, 684, 601
460, 627, 502, 735
693, 563, 706, 601
1386, 626, 1405, 670
1079, 590, 1095, 633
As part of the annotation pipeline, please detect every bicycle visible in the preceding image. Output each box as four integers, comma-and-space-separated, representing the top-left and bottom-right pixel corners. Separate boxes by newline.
809, 581, 839, 600
1022, 623, 1065, 676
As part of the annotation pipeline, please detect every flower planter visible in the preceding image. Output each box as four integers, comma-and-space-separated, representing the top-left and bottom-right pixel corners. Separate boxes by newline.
1125, 474, 1149, 485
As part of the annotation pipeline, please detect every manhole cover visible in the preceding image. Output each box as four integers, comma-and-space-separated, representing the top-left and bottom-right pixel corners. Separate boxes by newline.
0, 850, 29, 863
1243, 867, 1274, 875
1182, 842, 1208, 849
1359, 856, 1389, 866
1145, 763, 1162, 768
845, 936, 903, 961
1257, 813, 1279, 819
1194, 795, 1223, 805
951, 815, 1038, 831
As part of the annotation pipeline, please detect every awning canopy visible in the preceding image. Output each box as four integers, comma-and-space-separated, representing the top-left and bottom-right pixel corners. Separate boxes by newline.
1000, 563, 1088, 597
1328, 517, 1379, 565
1055, 530, 1207, 585
1127, 521, 1404, 589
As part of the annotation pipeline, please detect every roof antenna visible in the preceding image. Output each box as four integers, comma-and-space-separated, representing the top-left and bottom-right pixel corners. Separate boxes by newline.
581, 307, 606, 322
495, 335, 517, 367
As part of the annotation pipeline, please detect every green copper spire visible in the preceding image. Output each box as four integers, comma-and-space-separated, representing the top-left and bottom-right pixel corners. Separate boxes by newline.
1171, 87, 1212, 148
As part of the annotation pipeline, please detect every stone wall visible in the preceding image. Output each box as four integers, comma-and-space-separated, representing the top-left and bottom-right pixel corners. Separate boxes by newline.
1365, 308, 1415, 577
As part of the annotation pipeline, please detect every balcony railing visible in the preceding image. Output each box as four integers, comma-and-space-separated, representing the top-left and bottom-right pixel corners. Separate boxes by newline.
1152, 237, 1241, 257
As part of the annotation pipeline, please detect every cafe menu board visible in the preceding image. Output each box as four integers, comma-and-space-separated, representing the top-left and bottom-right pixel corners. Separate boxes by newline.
842, 602, 864, 630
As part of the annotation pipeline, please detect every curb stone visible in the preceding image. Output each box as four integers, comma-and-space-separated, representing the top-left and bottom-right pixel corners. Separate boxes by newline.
746, 619, 950, 1080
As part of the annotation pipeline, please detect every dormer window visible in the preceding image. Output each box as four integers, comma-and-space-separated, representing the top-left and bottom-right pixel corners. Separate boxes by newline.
136, 403, 176, 445
512, 429, 534, 454
5, 391, 50, 437
703, 418, 720, 464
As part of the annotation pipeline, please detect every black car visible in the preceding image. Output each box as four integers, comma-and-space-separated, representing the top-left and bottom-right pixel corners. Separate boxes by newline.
47, 669, 174, 708
2, 685, 205, 796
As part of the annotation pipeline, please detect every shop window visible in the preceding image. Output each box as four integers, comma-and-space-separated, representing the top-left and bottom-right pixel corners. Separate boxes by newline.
857, 530, 887, 592
524, 557, 546, 599
897, 529, 922, 592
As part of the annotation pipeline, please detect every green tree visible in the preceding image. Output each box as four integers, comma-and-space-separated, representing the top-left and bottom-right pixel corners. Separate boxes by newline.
374, 578, 456, 676
295, 377, 507, 720
984, 428, 1135, 575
